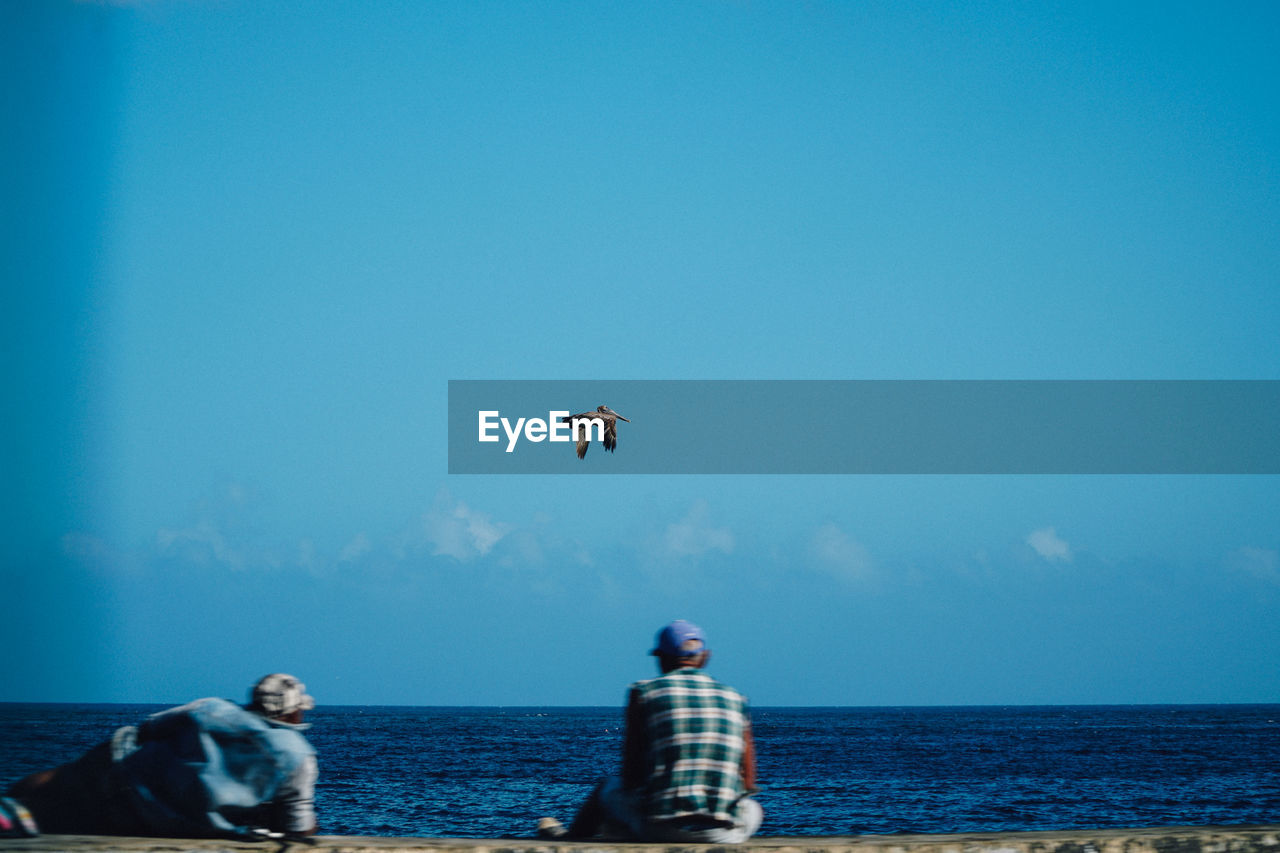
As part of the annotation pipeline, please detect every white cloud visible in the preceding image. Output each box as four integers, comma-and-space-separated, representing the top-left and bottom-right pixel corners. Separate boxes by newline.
810, 523, 874, 581
150, 481, 275, 571
660, 501, 734, 559
1226, 546, 1279, 583
338, 533, 372, 563
420, 490, 509, 561
1026, 526, 1072, 562
156, 519, 247, 570
498, 529, 545, 568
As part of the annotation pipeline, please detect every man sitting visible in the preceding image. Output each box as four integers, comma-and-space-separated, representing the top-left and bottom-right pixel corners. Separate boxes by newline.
8, 673, 318, 839
542, 620, 763, 842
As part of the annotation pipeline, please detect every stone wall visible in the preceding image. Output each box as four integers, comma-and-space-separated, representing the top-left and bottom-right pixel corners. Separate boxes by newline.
2, 825, 1278, 853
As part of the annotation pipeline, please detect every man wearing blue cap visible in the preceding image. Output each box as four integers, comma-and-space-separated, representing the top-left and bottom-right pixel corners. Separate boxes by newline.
539, 620, 762, 842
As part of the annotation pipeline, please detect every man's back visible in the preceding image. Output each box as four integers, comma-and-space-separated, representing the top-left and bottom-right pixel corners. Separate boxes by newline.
627, 668, 750, 825
120, 697, 316, 835
6, 674, 319, 838
547, 622, 762, 844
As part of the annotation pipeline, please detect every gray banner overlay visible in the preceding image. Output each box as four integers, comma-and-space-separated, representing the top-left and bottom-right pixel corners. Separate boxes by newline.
448, 381, 1280, 474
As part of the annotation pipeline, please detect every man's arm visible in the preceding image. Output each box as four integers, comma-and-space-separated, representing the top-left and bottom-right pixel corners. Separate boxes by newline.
621, 687, 647, 789
740, 720, 758, 791
271, 754, 318, 836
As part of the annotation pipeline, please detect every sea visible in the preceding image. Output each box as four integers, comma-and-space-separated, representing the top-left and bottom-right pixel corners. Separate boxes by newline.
1, 704, 1278, 838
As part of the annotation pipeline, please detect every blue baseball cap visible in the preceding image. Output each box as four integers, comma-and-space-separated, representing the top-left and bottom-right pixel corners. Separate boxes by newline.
650, 620, 707, 657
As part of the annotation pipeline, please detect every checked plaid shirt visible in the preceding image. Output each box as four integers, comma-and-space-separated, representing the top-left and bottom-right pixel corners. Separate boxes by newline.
622, 667, 754, 825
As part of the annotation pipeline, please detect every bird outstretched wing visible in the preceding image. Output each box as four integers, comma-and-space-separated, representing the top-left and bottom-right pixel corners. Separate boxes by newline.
562, 412, 592, 459
562, 408, 625, 459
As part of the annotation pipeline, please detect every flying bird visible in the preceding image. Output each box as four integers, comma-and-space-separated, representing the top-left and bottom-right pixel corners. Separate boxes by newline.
561, 405, 630, 459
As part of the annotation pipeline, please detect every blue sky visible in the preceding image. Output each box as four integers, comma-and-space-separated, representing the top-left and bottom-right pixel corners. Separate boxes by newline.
4, 0, 1279, 706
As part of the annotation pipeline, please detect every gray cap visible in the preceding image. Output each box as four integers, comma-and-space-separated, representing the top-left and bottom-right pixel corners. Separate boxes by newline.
250, 673, 315, 716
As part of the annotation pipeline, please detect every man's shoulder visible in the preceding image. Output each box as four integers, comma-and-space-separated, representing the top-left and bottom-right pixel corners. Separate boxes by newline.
148, 698, 310, 739
632, 669, 747, 699
159, 696, 234, 713
263, 722, 317, 759
144, 697, 244, 726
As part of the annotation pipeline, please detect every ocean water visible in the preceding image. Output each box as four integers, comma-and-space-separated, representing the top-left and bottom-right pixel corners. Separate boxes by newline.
1, 703, 1278, 837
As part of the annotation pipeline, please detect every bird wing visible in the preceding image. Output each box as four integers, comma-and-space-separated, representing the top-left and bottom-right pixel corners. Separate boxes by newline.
603, 417, 617, 453
563, 413, 591, 459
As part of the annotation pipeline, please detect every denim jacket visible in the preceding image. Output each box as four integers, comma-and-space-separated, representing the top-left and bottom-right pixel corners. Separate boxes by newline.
114, 697, 316, 836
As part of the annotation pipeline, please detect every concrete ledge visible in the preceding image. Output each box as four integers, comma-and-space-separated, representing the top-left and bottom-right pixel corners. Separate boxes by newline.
2, 826, 1279, 853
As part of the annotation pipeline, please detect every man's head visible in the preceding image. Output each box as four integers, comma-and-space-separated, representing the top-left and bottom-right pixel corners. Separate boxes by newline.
650, 620, 710, 672
248, 673, 315, 723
